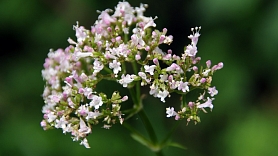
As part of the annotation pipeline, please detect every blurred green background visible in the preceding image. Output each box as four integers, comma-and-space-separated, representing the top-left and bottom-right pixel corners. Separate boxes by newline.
1, 0, 278, 155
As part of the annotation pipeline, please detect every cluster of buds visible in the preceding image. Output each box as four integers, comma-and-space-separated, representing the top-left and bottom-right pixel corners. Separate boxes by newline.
41, 1, 223, 148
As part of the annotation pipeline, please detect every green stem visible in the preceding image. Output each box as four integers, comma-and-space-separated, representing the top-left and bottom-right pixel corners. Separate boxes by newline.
161, 120, 181, 146
125, 61, 164, 155
138, 110, 158, 145
103, 66, 113, 74
181, 94, 187, 108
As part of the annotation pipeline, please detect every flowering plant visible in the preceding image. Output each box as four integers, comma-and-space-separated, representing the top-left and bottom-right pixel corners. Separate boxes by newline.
40, 1, 223, 154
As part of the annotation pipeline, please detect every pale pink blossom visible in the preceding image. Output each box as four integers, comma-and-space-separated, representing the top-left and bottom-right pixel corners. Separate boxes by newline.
166, 107, 177, 117
118, 74, 135, 87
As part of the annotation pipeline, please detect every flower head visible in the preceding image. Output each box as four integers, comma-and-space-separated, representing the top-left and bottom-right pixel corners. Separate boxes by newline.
41, 1, 223, 148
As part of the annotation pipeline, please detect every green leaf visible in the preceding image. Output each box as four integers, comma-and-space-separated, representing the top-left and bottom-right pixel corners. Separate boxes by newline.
167, 142, 187, 150
130, 133, 152, 147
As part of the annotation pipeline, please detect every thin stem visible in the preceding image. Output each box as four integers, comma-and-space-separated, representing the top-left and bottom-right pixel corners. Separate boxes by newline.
181, 94, 187, 108
132, 61, 141, 108
126, 61, 164, 155
138, 110, 158, 144
161, 120, 181, 146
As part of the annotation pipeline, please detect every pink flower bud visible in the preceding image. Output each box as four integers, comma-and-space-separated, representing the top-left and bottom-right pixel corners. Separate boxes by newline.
163, 54, 172, 60
107, 27, 112, 32
193, 57, 201, 64
175, 115, 180, 120
122, 21, 126, 26
188, 102, 194, 108
121, 96, 128, 101
206, 60, 211, 68
91, 26, 96, 34
167, 49, 172, 54
145, 46, 150, 51
65, 77, 73, 85
43, 114, 48, 119
168, 75, 173, 82
139, 22, 144, 29
153, 58, 159, 65
97, 41, 102, 46
40, 120, 47, 127
152, 31, 157, 38
217, 62, 224, 69
75, 61, 81, 68
193, 66, 198, 71
200, 78, 206, 83
57, 111, 64, 116
163, 28, 167, 34
79, 88, 85, 94
212, 62, 224, 71
135, 54, 141, 60
116, 36, 121, 42
159, 35, 165, 44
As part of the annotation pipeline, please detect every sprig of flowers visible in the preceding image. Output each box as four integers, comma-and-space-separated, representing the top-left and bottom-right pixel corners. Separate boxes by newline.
41, 1, 223, 149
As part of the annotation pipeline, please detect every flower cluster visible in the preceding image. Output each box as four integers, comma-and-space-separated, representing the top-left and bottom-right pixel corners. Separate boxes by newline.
41, 1, 223, 148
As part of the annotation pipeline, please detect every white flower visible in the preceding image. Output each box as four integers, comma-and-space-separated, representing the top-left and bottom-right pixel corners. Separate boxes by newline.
49, 94, 62, 103
138, 72, 147, 79
197, 97, 214, 110
118, 74, 135, 87
80, 138, 90, 148
202, 69, 211, 77
103, 124, 112, 129
63, 123, 72, 134
83, 87, 93, 99
135, 3, 146, 17
185, 44, 197, 57
109, 44, 129, 57
47, 112, 57, 123
169, 80, 178, 89
149, 84, 159, 97
73, 51, 93, 61
93, 59, 104, 75
166, 107, 177, 117
86, 111, 102, 120
117, 44, 129, 57
157, 90, 169, 102
159, 74, 168, 82
131, 34, 145, 47
79, 73, 88, 82
178, 81, 189, 93
143, 17, 156, 30
188, 27, 201, 46
113, 1, 134, 25
55, 116, 68, 129
99, 11, 115, 25
89, 96, 103, 109
208, 86, 218, 97
78, 118, 91, 134
94, 33, 102, 43
164, 35, 173, 45
153, 47, 165, 55
77, 105, 89, 116
109, 60, 121, 75
166, 63, 184, 74
67, 98, 75, 108
144, 65, 156, 75
138, 72, 151, 84
73, 23, 87, 43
